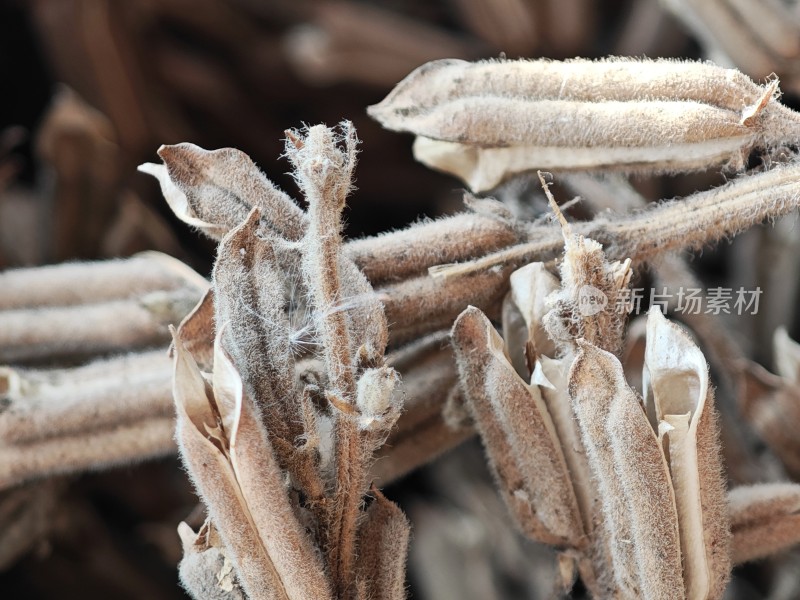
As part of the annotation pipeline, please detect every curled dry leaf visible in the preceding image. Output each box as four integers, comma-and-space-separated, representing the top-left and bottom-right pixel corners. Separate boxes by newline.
139, 143, 307, 241
369, 58, 800, 191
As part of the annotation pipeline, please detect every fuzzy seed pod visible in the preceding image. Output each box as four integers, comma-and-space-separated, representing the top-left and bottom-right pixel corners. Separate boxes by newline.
369, 58, 800, 191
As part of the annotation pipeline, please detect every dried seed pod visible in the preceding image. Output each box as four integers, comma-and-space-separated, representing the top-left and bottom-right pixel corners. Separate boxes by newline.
569, 340, 683, 599
729, 483, 800, 564
173, 330, 333, 600
0, 251, 206, 311
212, 208, 300, 456
345, 210, 522, 285
372, 337, 471, 484
452, 306, 584, 547
381, 263, 513, 344
0, 414, 175, 492
173, 288, 216, 371
0, 255, 208, 364
0, 349, 176, 490
0, 349, 172, 445
739, 330, 800, 479
644, 308, 731, 600
369, 58, 800, 191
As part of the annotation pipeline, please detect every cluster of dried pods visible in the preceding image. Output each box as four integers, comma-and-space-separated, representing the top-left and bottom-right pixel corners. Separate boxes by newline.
5, 57, 800, 598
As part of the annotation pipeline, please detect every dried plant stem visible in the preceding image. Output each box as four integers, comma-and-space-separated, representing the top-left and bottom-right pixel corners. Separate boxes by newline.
288, 124, 364, 597
432, 161, 800, 279
345, 211, 521, 284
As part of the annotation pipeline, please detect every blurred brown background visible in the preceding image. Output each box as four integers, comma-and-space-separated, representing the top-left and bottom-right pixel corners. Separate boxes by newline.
1, 1, 796, 598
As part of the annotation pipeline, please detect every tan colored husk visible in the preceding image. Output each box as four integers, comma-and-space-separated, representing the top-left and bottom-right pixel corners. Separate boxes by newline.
381, 263, 513, 344
211, 208, 300, 463
0, 289, 202, 364
569, 341, 683, 599
368, 58, 800, 191
373, 336, 471, 484
172, 330, 333, 600
644, 308, 731, 600
0, 414, 175, 491
451, 306, 583, 547
507, 262, 559, 361
0, 251, 206, 311
0, 349, 172, 445
346, 210, 522, 285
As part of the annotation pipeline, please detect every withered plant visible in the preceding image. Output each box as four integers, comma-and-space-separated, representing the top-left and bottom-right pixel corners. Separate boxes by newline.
8, 53, 800, 600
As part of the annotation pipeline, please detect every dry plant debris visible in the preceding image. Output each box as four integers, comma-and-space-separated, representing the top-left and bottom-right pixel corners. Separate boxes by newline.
7, 45, 800, 599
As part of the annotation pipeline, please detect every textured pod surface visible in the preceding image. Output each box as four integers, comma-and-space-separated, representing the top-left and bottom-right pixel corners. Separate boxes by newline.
644, 309, 731, 600
569, 340, 683, 599
451, 306, 584, 547
369, 58, 800, 191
